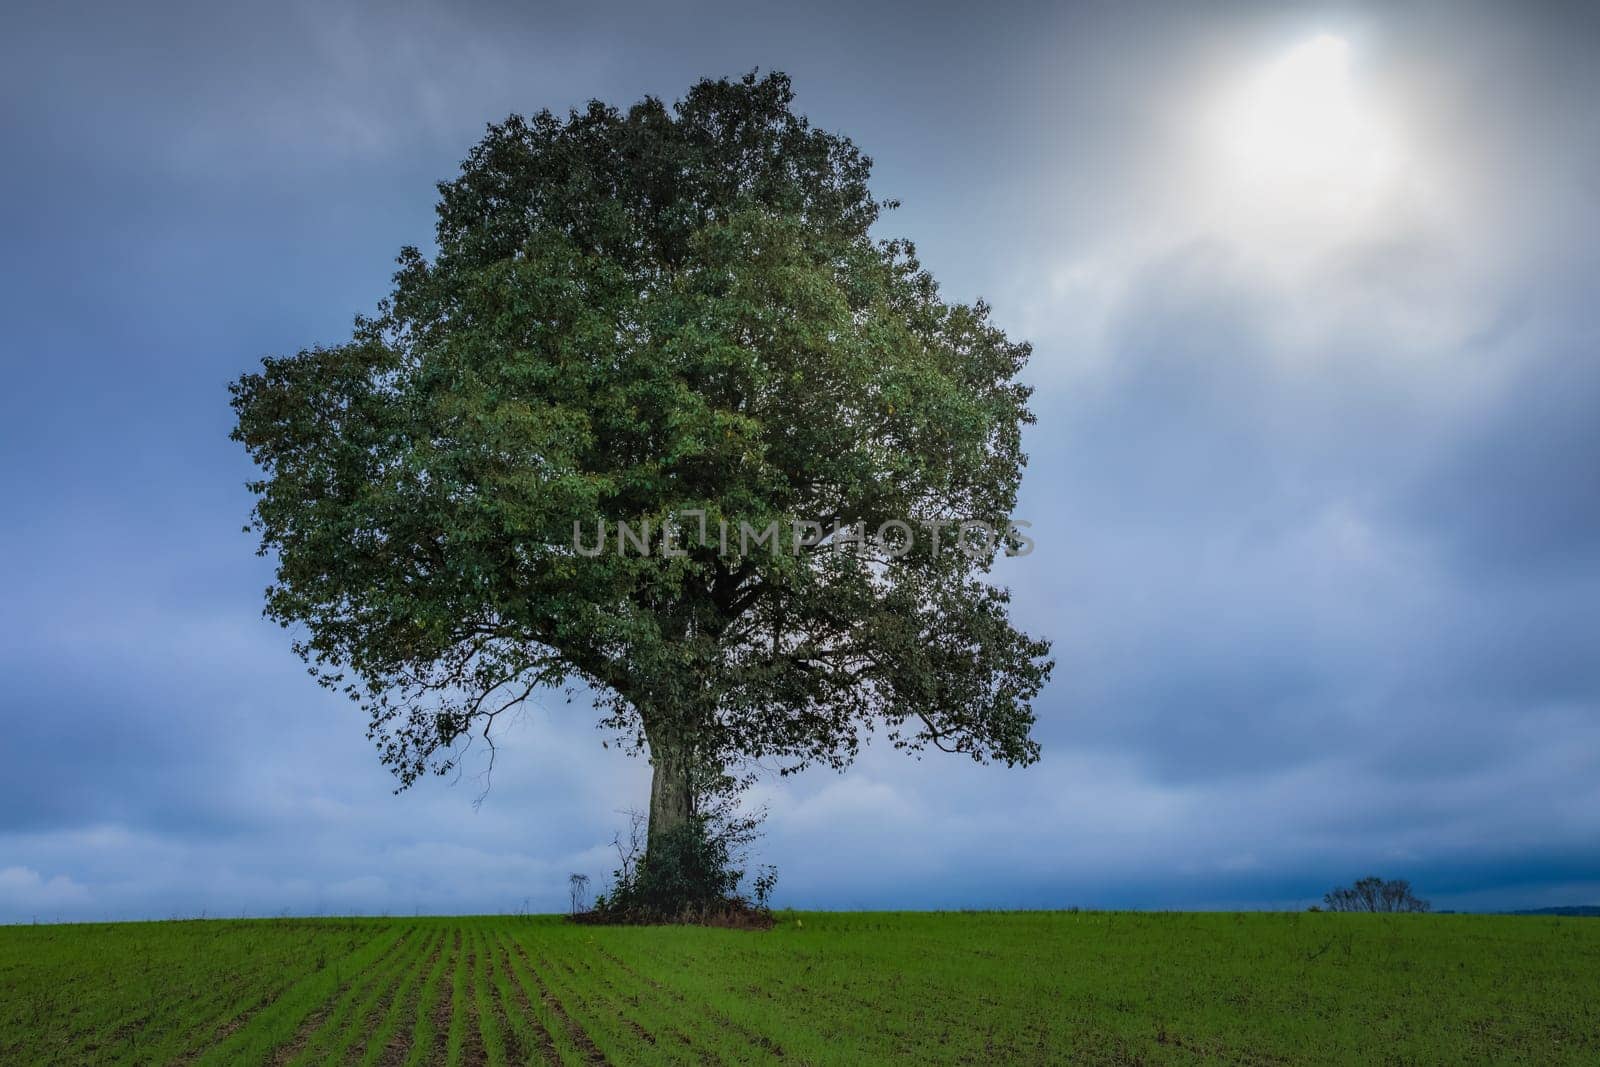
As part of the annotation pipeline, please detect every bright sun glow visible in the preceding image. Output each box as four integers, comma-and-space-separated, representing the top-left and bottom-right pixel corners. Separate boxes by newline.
1205, 34, 1401, 245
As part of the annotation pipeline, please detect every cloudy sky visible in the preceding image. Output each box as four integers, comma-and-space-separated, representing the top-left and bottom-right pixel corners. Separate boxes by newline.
3, 0, 1597, 921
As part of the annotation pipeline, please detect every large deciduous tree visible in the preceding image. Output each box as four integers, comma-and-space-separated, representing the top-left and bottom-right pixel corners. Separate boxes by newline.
230, 72, 1053, 869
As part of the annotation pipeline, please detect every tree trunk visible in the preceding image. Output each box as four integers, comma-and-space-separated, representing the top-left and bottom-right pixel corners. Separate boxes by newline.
645, 727, 694, 863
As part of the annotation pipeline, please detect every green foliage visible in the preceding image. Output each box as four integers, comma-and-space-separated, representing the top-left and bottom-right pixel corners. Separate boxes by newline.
752, 866, 778, 910
5, 913, 1599, 1063
229, 71, 1053, 837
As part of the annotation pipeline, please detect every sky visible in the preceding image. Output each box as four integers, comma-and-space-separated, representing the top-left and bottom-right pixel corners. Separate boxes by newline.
2, 0, 1597, 921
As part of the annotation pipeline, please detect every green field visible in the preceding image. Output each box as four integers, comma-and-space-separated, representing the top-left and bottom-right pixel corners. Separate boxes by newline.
2, 911, 1596, 1064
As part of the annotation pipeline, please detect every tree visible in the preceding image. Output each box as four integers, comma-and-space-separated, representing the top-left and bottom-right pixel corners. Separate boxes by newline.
1323, 877, 1430, 913
568, 873, 590, 915
229, 72, 1053, 880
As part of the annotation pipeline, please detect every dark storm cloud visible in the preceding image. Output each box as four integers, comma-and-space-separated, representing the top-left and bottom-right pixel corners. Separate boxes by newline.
1402, 330, 1600, 580
2, 0, 1598, 919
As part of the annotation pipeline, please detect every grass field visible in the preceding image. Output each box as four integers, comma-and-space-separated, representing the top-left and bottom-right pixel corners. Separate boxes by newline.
2, 911, 1597, 1064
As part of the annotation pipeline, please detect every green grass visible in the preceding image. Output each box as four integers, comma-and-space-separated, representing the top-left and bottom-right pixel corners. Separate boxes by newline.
2, 911, 1596, 1064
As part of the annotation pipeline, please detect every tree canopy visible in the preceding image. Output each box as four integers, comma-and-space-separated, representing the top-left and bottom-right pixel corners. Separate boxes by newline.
1323, 877, 1431, 913
230, 71, 1053, 857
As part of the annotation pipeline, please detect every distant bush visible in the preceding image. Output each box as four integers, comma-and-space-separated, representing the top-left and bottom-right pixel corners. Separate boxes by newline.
1323, 876, 1430, 913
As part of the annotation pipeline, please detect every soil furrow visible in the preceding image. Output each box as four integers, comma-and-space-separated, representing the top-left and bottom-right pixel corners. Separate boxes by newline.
592, 942, 784, 1059
430, 928, 463, 1066
550, 954, 672, 1056
508, 938, 610, 1065
492, 933, 561, 1066
348, 930, 443, 1066
480, 931, 532, 1066
270, 931, 415, 1066
460, 930, 488, 1066
376, 932, 445, 1066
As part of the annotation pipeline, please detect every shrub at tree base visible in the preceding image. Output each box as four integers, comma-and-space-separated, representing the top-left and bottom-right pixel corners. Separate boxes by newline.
572, 817, 775, 928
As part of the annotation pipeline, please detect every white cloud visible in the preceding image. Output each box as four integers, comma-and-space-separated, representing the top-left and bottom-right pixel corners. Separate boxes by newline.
0, 867, 91, 914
